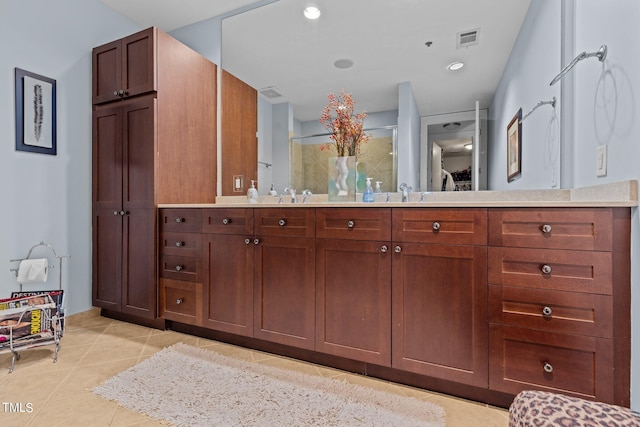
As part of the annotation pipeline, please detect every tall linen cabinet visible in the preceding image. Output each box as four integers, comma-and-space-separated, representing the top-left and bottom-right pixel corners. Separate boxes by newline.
92, 27, 217, 320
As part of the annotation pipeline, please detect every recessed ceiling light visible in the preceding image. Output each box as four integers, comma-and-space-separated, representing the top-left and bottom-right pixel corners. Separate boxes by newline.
464, 143, 473, 150
334, 58, 354, 69
443, 122, 461, 130
303, 6, 321, 20
447, 61, 464, 71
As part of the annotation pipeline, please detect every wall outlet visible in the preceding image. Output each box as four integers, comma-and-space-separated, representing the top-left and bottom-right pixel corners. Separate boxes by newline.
233, 175, 244, 192
596, 145, 607, 177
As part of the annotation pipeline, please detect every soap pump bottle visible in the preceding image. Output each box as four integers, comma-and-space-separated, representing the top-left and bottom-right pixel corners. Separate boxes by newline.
247, 179, 259, 204
363, 177, 375, 203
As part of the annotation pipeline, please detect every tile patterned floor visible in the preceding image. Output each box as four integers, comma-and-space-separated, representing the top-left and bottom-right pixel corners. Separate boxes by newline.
0, 309, 509, 426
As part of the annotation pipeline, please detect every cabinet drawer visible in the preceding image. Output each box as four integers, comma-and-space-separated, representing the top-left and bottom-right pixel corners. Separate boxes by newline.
159, 278, 202, 325
160, 208, 202, 232
489, 285, 613, 338
488, 208, 613, 250
489, 325, 613, 403
392, 208, 487, 245
316, 208, 391, 241
254, 208, 315, 238
160, 254, 202, 282
160, 232, 202, 257
202, 208, 253, 235
488, 247, 612, 295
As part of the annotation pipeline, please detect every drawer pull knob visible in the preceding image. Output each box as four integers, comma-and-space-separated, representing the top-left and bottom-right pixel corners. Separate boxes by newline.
278, 219, 286, 226
175, 241, 184, 247
543, 362, 554, 373
175, 217, 184, 223
176, 298, 183, 305
542, 306, 553, 316
254, 238, 260, 245
347, 220, 355, 229
244, 238, 251, 245
541, 264, 552, 274
541, 224, 552, 234
175, 265, 183, 271
222, 218, 231, 225
432, 221, 441, 231
394, 245, 402, 253
380, 245, 388, 253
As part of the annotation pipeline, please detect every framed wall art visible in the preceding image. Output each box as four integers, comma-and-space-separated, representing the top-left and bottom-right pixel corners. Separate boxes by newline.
507, 108, 522, 182
15, 68, 57, 155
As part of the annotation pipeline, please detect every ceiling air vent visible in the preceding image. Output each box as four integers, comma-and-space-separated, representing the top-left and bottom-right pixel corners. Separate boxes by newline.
457, 28, 480, 48
259, 86, 283, 99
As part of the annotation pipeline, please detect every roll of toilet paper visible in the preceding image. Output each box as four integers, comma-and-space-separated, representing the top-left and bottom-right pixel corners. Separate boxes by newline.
16, 259, 49, 283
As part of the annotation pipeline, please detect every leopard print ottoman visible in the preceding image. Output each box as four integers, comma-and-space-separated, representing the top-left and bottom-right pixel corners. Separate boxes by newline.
509, 390, 640, 426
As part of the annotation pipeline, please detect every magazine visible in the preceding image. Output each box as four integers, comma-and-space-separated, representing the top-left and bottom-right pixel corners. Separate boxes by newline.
0, 293, 62, 351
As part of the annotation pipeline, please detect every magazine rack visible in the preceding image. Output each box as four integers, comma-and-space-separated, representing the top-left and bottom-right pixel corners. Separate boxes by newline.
2, 242, 69, 372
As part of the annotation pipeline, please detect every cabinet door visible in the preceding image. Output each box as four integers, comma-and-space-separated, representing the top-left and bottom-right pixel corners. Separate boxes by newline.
92, 39, 122, 104
120, 28, 156, 100
204, 233, 254, 336
392, 243, 488, 387
121, 207, 156, 317
92, 105, 123, 310
254, 236, 315, 349
316, 239, 391, 366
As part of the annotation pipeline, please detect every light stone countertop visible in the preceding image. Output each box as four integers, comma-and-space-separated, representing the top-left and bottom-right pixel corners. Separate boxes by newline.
158, 180, 638, 208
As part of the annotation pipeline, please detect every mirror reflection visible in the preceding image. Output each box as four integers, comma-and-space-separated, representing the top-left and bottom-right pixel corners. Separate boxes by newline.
222, 0, 531, 193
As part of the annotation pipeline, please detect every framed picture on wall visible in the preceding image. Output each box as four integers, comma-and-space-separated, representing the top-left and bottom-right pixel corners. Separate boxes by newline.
507, 108, 522, 182
14, 68, 57, 155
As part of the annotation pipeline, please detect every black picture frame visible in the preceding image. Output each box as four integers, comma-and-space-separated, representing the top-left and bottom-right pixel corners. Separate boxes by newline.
15, 68, 57, 155
507, 108, 522, 182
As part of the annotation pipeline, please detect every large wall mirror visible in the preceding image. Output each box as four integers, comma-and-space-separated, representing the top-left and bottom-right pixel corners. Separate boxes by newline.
222, 0, 531, 193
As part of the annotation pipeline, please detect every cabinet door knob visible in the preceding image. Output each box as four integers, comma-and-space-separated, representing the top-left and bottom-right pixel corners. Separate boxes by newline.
541, 264, 552, 274
542, 306, 553, 316
432, 221, 441, 231
113, 210, 119, 215
175, 217, 184, 223
244, 238, 251, 245
119, 210, 127, 216
541, 224, 552, 234
175, 265, 183, 271
113, 90, 119, 96
254, 238, 260, 245
394, 245, 402, 253
118, 89, 125, 96
175, 241, 184, 247
176, 298, 183, 305
347, 220, 355, 229
278, 219, 286, 226
543, 362, 554, 373
222, 218, 231, 225
380, 245, 388, 253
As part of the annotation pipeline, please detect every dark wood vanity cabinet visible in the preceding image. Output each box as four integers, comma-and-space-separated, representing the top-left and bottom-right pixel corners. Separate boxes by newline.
391, 208, 488, 387
155, 205, 631, 408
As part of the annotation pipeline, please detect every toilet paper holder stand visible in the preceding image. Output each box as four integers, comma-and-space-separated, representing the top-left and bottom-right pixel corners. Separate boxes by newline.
9, 241, 70, 291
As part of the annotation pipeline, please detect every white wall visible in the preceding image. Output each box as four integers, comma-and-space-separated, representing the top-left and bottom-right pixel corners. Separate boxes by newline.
490, 0, 640, 409
0, 0, 141, 315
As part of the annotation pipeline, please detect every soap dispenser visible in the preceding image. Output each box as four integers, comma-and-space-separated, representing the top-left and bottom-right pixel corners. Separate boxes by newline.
362, 177, 375, 203
247, 179, 259, 204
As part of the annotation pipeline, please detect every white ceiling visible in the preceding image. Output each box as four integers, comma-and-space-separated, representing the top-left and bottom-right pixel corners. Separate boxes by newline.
101, 0, 532, 122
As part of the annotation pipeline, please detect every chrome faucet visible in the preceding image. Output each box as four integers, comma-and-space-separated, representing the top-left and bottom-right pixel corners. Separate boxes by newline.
301, 189, 312, 204
399, 183, 412, 202
283, 186, 297, 203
